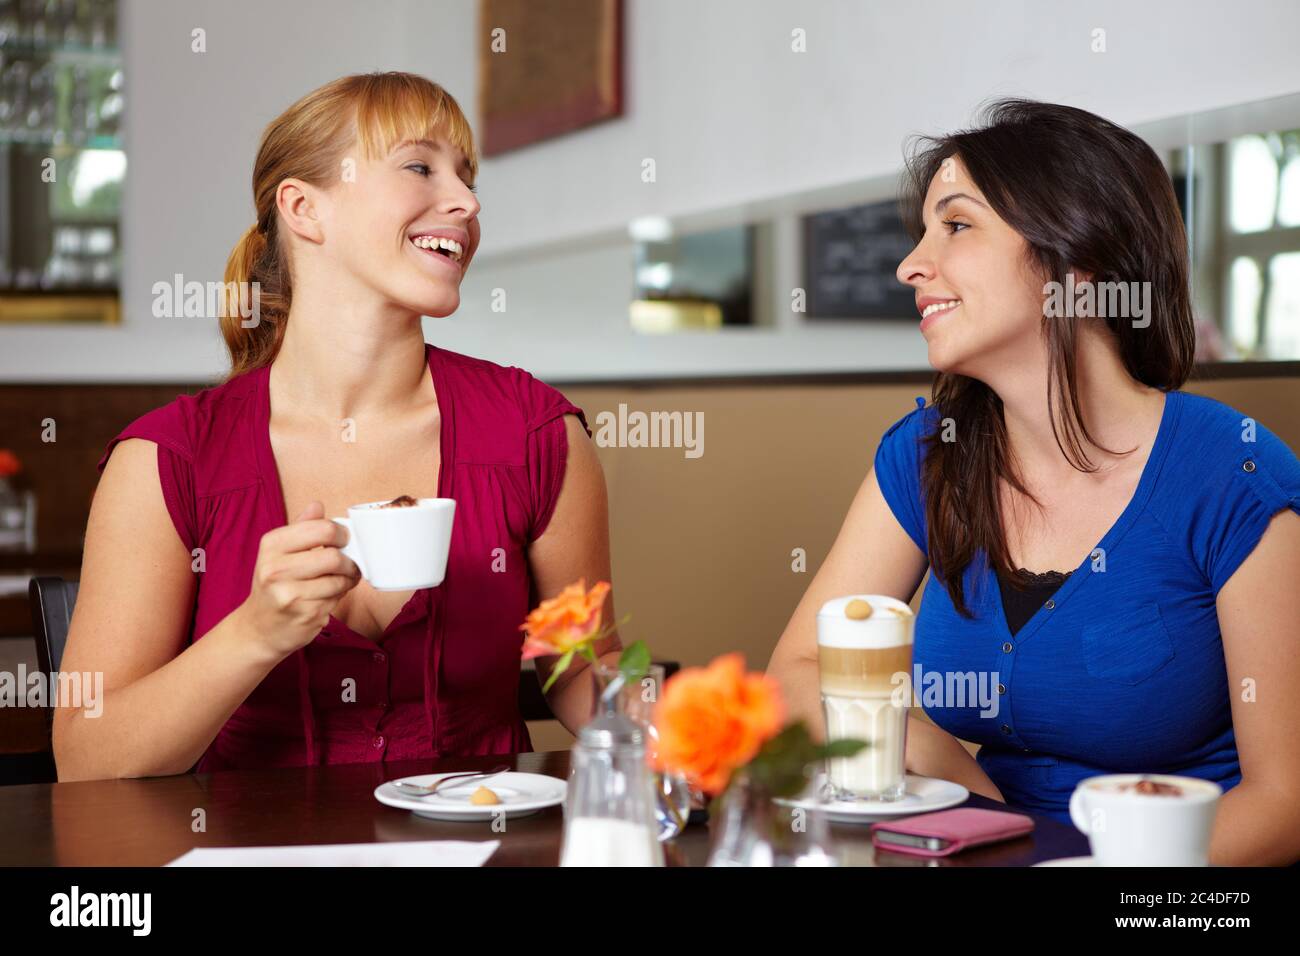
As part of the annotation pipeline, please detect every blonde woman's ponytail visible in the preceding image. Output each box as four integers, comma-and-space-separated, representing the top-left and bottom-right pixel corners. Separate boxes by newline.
220, 220, 289, 381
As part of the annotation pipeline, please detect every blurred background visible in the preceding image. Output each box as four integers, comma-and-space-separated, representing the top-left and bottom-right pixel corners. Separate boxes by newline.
1, 0, 1298, 765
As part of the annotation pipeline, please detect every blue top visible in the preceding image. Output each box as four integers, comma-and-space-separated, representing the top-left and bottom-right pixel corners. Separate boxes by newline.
873, 389, 1300, 824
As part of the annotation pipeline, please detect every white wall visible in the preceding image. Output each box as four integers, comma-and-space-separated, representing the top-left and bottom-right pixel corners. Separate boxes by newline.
3, 0, 1300, 382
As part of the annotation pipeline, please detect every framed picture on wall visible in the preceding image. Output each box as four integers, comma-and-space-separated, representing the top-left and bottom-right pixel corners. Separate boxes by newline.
478, 0, 624, 156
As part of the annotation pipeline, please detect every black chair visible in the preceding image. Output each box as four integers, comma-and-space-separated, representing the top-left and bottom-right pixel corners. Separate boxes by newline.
29, 575, 77, 680
0, 577, 76, 785
518, 659, 680, 722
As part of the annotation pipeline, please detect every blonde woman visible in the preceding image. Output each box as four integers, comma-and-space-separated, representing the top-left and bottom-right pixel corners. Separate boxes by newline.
55, 73, 619, 779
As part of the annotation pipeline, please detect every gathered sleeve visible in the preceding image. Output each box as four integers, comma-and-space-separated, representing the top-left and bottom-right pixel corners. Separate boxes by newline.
95, 402, 200, 555
513, 370, 592, 544
1194, 424, 1300, 595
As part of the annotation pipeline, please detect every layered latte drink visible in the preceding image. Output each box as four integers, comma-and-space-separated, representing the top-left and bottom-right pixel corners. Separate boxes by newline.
817, 595, 914, 801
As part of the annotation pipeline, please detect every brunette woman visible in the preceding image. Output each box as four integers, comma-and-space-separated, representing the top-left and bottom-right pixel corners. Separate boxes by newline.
769, 99, 1300, 865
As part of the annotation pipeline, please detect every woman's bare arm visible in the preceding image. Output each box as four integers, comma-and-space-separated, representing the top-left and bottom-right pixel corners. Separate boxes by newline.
54, 440, 283, 779
906, 712, 1004, 802
767, 465, 928, 734
766, 464, 1002, 799
1209, 507, 1300, 866
527, 415, 622, 734
54, 439, 357, 780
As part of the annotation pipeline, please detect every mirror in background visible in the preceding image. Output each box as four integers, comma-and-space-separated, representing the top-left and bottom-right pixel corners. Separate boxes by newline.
629, 219, 761, 333
1178, 127, 1300, 361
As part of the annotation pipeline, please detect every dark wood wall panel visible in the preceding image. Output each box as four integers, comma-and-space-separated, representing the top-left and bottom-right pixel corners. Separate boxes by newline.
0, 383, 202, 557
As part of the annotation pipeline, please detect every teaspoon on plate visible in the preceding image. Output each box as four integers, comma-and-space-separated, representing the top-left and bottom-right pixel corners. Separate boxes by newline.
391, 765, 511, 798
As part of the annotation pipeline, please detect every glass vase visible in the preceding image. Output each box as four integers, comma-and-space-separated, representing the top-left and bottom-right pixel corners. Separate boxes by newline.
707, 770, 837, 867
585, 661, 691, 841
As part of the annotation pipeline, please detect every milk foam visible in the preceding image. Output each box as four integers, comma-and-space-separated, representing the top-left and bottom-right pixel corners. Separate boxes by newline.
816, 594, 913, 649
356, 497, 440, 511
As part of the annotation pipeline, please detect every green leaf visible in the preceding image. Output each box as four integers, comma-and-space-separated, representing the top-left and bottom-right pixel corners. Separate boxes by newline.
818, 738, 870, 760
540, 647, 576, 694
736, 722, 872, 799
618, 640, 651, 684
744, 723, 824, 798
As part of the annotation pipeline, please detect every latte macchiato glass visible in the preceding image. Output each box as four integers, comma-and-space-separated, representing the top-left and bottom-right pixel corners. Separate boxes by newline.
817, 594, 914, 801
330, 497, 455, 591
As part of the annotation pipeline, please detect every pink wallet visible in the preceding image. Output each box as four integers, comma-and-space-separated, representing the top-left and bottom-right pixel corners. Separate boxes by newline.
869, 808, 1035, 857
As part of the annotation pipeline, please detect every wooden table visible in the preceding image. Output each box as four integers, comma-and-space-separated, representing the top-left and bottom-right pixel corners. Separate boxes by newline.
0, 750, 1089, 866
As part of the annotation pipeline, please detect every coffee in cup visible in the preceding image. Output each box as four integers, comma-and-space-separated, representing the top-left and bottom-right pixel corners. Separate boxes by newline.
330, 497, 455, 591
817, 594, 914, 801
1069, 773, 1222, 866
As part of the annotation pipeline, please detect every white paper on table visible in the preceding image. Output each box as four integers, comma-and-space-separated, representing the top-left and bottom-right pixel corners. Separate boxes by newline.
165, 840, 499, 867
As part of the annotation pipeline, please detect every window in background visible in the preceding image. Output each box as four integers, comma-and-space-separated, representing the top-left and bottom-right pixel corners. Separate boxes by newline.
0, 0, 123, 323
1222, 130, 1300, 359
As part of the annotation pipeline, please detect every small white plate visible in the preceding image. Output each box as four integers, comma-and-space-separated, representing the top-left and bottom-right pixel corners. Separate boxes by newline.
777, 773, 969, 824
1033, 855, 1095, 867
374, 771, 566, 822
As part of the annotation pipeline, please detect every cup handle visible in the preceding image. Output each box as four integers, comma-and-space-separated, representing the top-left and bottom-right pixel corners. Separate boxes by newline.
1068, 788, 1090, 834
331, 517, 367, 580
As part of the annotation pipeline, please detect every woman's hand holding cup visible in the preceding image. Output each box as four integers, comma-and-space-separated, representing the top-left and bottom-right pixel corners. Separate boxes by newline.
238, 500, 362, 659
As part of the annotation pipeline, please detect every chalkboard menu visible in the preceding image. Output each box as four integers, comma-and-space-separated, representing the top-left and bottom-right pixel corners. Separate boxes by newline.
802, 199, 918, 319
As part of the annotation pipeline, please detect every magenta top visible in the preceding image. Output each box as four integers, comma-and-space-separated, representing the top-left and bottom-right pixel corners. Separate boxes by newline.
95, 344, 590, 771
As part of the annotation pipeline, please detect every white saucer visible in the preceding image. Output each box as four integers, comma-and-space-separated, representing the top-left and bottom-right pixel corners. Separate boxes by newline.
777, 773, 969, 824
374, 771, 566, 822
1033, 855, 1094, 867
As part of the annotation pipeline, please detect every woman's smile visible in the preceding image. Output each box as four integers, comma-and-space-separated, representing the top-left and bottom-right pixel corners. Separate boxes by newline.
918, 296, 962, 333
407, 227, 468, 276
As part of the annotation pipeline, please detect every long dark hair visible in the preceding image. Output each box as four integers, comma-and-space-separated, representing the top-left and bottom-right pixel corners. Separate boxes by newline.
899, 98, 1196, 618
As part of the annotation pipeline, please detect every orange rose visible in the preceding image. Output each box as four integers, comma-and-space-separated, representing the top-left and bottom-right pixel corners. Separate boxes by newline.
519, 579, 611, 660
651, 653, 785, 795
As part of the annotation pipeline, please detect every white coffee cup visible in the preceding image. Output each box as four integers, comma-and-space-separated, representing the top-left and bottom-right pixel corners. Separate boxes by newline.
329, 498, 455, 591
1069, 773, 1222, 866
